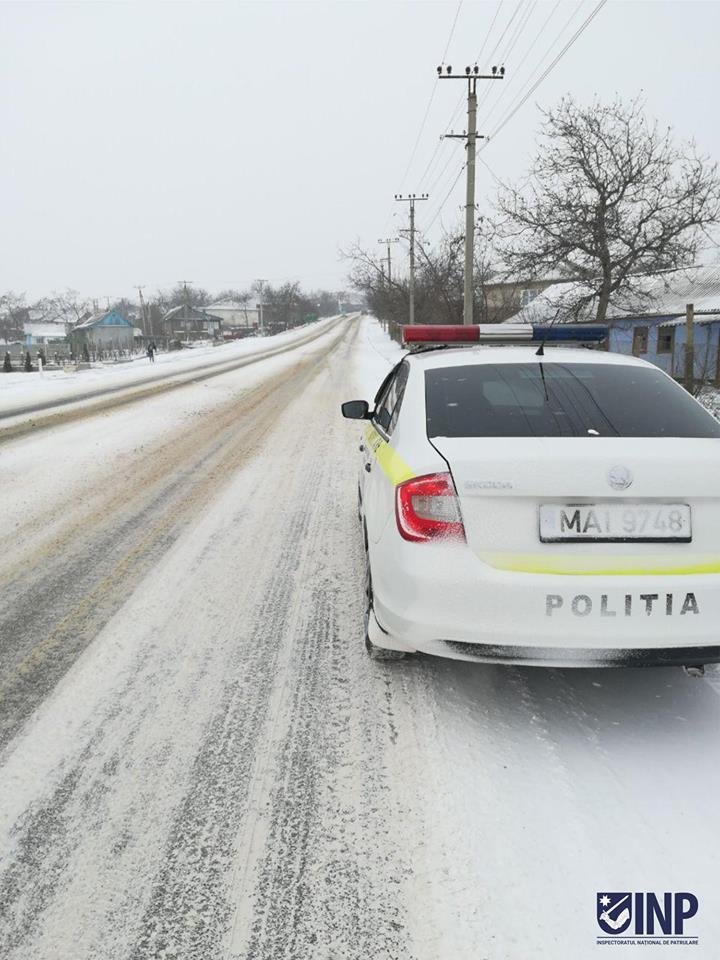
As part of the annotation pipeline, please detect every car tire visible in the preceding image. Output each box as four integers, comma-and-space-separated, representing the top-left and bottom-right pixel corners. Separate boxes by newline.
363, 526, 406, 662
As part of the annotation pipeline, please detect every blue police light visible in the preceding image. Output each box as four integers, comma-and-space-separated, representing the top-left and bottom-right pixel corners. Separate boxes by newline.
531, 324, 608, 343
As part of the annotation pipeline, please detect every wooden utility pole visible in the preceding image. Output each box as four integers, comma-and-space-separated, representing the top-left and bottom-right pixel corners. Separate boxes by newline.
438, 63, 504, 324
685, 302, 695, 392
394, 194, 429, 324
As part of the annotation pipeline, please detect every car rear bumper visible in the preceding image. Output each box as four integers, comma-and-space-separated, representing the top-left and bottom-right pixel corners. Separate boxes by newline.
369, 532, 720, 666
420, 638, 720, 668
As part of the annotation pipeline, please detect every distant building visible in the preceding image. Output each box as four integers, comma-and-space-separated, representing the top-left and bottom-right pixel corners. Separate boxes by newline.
508, 265, 720, 385
70, 309, 135, 351
482, 277, 571, 323
23, 321, 69, 345
206, 299, 259, 334
160, 305, 223, 342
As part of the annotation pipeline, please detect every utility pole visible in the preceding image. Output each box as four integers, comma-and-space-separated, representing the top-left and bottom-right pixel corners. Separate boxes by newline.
135, 285, 149, 338
377, 238, 399, 285
255, 279, 267, 335
394, 194, 429, 324
685, 302, 695, 392
438, 63, 504, 324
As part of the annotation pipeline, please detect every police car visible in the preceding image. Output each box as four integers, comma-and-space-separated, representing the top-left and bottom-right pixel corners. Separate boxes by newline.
342, 323, 720, 669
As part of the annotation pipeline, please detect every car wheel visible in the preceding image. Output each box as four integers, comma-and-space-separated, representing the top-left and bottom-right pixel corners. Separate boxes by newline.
363, 531, 406, 662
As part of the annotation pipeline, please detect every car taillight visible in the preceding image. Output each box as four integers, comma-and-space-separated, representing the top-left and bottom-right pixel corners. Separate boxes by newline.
395, 472, 465, 543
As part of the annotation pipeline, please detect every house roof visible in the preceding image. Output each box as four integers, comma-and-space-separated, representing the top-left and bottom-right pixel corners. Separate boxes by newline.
206, 299, 255, 310
507, 264, 720, 325
163, 305, 222, 322
74, 309, 133, 330
23, 321, 68, 338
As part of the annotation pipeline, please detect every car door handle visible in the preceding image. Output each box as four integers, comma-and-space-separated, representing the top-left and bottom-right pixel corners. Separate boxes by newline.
364, 462, 372, 473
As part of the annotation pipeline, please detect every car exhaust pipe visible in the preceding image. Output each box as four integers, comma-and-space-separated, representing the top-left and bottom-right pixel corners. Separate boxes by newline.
683, 665, 705, 678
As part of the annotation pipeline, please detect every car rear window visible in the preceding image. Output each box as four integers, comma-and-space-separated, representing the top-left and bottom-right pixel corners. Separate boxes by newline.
425, 362, 720, 438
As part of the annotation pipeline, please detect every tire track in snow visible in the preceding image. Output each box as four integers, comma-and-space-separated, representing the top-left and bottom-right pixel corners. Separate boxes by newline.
0, 324, 349, 749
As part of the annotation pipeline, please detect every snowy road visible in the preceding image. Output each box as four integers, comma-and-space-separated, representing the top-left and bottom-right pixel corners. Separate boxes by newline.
1, 318, 719, 959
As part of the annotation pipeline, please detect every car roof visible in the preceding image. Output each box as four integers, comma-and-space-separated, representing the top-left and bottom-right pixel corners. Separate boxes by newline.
404, 345, 653, 370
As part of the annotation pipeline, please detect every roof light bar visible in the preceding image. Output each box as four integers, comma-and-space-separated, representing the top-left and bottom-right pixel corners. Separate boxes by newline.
402, 324, 608, 346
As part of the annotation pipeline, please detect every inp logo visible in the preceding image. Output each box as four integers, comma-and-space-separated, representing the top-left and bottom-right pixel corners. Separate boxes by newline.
597, 893, 632, 934
596, 891, 699, 942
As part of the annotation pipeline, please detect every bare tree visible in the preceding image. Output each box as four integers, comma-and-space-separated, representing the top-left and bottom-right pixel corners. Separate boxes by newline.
156, 283, 211, 311
495, 96, 720, 321
0, 291, 27, 343
43, 288, 92, 323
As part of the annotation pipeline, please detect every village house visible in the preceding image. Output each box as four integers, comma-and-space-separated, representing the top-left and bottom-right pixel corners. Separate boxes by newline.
206, 299, 259, 337
508, 266, 720, 385
160, 305, 223, 342
70, 309, 136, 352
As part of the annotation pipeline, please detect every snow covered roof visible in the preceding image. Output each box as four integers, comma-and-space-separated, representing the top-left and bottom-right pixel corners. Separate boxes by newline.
508, 264, 720, 325
163, 305, 223, 322
206, 299, 253, 310
74, 309, 133, 330
23, 321, 68, 338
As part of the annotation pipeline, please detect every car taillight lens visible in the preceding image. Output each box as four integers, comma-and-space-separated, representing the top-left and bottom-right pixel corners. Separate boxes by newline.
395, 472, 465, 543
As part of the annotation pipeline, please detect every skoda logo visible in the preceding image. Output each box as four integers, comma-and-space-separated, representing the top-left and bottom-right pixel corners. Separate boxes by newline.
608, 465, 633, 491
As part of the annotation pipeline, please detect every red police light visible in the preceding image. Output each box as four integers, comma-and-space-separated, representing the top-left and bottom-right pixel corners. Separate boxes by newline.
402, 325, 480, 344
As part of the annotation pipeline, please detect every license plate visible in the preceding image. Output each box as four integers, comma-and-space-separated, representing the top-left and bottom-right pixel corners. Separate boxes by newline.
539, 503, 692, 543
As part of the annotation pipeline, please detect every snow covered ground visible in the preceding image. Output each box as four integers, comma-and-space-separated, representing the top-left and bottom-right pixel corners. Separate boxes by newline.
0, 315, 343, 421
0, 316, 718, 959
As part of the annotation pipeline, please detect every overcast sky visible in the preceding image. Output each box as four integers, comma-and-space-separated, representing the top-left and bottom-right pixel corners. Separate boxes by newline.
2, 0, 720, 303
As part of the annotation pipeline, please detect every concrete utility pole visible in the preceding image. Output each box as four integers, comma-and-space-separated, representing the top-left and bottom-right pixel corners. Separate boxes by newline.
685, 302, 695, 392
394, 194, 429, 324
438, 63, 504, 324
377, 237, 399, 284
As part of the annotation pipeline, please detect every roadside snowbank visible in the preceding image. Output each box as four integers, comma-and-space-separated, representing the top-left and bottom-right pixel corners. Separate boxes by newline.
351, 316, 405, 398
0, 315, 343, 417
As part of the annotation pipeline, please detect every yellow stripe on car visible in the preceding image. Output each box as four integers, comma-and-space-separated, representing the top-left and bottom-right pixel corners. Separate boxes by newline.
364, 425, 415, 486
479, 552, 720, 576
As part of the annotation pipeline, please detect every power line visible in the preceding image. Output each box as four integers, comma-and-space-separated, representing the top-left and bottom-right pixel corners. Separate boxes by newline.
423, 0, 606, 236
475, 0, 540, 115
425, 163, 466, 232
396, 1, 464, 193
487, 0, 608, 141
478, 0, 563, 128
417, 0, 505, 192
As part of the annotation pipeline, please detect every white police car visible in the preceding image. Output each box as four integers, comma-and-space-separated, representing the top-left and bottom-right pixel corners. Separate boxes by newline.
342, 323, 720, 669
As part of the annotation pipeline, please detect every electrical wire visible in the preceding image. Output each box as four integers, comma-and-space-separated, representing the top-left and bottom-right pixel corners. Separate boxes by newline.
396, 0, 464, 194
478, 0, 563, 125
486, 0, 608, 142
417, 0, 505, 192
423, 0, 607, 236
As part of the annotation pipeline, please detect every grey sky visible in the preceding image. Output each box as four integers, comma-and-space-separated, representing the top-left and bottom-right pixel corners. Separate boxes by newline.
2, 0, 720, 302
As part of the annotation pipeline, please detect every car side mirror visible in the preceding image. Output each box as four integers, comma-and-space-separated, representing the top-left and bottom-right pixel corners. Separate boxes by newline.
341, 400, 371, 420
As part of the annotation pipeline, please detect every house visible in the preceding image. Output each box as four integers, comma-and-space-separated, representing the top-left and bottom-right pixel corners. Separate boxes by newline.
482, 277, 571, 322
70, 309, 135, 352
507, 265, 720, 385
206, 299, 259, 334
160, 305, 223, 342
23, 320, 69, 345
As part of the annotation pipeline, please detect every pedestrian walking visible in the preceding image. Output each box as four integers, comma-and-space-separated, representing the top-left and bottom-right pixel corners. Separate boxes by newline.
147, 342, 156, 363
